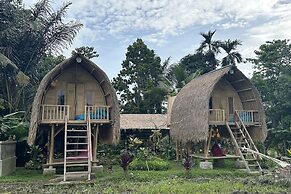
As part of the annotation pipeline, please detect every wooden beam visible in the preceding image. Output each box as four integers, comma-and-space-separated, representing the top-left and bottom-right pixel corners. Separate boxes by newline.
175, 140, 180, 161
90, 69, 95, 74
92, 125, 99, 166
241, 99, 257, 103
54, 126, 64, 138
237, 88, 252, 93
99, 80, 105, 85
49, 125, 55, 167
231, 79, 245, 84
204, 128, 212, 159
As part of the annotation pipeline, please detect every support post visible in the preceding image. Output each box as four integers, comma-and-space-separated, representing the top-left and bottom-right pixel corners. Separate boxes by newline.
43, 125, 56, 175
49, 125, 55, 167
175, 140, 180, 161
204, 128, 212, 159
92, 125, 99, 166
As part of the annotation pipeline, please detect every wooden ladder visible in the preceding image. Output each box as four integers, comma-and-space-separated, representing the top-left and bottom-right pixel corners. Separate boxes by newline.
63, 115, 92, 181
226, 115, 262, 174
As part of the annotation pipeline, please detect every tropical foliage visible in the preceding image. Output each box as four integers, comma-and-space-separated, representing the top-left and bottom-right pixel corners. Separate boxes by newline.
113, 39, 166, 113
250, 39, 291, 155
0, 0, 82, 114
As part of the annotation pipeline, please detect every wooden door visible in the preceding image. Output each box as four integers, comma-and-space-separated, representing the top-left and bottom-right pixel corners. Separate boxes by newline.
228, 97, 234, 122
67, 83, 75, 119
76, 83, 84, 116
66, 83, 84, 119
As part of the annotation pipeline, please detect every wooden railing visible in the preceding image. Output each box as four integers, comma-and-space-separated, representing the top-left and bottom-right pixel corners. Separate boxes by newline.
235, 110, 259, 123
41, 105, 69, 121
209, 109, 225, 122
84, 106, 109, 121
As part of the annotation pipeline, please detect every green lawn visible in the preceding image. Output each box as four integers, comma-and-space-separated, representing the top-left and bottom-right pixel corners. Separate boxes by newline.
0, 161, 290, 194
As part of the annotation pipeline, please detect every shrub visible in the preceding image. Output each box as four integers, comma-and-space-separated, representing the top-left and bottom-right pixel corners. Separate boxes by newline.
130, 156, 169, 171
182, 149, 192, 172
25, 145, 45, 170
120, 150, 133, 173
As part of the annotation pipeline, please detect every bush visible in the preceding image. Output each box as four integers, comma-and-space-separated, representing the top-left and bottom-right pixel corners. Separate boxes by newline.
130, 156, 169, 171
25, 145, 45, 170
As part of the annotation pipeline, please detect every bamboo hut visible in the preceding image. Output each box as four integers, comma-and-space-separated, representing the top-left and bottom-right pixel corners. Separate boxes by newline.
28, 54, 119, 176
170, 65, 267, 173
120, 114, 169, 139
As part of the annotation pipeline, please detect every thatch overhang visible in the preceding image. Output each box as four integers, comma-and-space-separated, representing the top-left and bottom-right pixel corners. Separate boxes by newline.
120, 114, 169, 130
170, 65, 267, 143
28, 54, 120, 145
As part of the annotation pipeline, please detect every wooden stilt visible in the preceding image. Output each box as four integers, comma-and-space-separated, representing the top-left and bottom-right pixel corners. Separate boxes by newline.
92, 125, 99, 166
176, 140, 180, 161
204, 128, 212, 159
49, 125, 55, 168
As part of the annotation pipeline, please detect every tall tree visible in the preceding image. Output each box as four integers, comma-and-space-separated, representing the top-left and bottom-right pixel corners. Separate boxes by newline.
113, 39, 166, 113
0, 0, 82, 74
197, 30, 220, 68
72, 46, 99, 59
0, 0, 82, 113
220, 39, 242, 66
250, 39, 291, 155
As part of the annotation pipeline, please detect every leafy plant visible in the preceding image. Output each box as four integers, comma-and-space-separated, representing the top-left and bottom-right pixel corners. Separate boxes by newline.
0, 111, 28, 141
120, 150, 133, 174
25, 145, 45, 170
182, 148, 192, 173
159, 136, 176, 160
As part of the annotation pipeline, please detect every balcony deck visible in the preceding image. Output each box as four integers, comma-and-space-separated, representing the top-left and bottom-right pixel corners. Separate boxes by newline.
209, 109, 261, 126
40, 104, 110, 125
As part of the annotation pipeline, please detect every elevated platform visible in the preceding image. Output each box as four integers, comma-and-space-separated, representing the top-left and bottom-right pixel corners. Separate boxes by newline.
40, 119, 111, 125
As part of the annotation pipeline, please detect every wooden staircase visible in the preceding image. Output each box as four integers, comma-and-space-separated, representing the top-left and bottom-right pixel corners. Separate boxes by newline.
226, 113, 262, 174
63, 115, 92, 181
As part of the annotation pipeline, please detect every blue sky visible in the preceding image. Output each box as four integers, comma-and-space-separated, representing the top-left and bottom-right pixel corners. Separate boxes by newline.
23, 0, 291, 79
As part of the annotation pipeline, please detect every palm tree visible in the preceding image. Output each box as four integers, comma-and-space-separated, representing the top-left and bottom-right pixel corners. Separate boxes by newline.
220, 39, 242, 66
197, 30, 220, 69
197, 30, 220, 54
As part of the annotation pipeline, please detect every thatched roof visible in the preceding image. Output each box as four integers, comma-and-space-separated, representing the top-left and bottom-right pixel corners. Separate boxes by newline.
170, 65, 267, 143
120, 114, 168, 130
28, 54, 120, 145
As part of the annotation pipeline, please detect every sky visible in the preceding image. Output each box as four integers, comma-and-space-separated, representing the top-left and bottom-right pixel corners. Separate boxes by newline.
23, 0, 291, 79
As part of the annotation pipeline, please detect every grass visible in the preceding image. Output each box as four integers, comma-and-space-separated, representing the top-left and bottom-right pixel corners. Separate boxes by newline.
0, 161, 290, 193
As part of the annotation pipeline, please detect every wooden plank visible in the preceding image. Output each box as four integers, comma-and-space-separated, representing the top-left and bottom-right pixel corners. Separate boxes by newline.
76, 83, 85, 116
231, 79, 245, 84
237, 88, 252, 93
67, 83, 75, 119
241, 99, 257, 103
190, 154, 240, 160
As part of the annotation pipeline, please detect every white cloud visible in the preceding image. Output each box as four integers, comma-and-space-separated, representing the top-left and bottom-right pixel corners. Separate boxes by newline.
22, 0, 291, 78
23, 0, 291, 45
